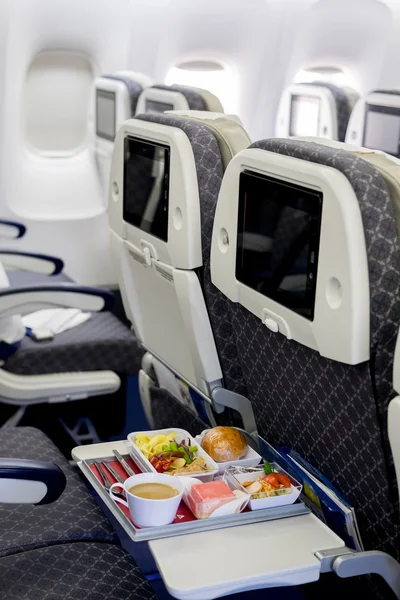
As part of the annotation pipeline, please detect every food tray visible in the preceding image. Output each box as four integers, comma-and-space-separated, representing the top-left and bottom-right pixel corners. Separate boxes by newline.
77, 441, 310, 543
226, 463, 303, 510
127, 428, 219, 482
195, 429, 262, 475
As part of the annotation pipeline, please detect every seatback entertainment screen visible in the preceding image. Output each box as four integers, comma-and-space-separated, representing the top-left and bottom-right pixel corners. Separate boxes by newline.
363, 103, 400, 157
289, 94, 321, 137
236, 171, 323, 320
123, 137, 170, 242
96, 89, 116, 141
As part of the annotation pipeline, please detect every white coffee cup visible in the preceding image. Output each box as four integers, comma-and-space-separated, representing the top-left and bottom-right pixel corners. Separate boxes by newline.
109, 472, 184, 527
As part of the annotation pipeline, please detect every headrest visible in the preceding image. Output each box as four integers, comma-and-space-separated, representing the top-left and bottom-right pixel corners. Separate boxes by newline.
102, 74, 145, 115
108, 111, 249, 269
136, 84, 223, 115
345, 90, 400, 158
184, 86, 224, 112
167, 111, 251, 169
211, 137, 400, 365
276, 82, 358, 142
293, 136, 400, 240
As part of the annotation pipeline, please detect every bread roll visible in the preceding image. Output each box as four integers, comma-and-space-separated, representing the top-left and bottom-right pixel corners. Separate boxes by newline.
202, 427, 248, 462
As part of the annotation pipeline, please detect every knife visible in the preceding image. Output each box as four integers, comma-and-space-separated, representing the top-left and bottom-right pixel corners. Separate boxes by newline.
90, 460, 125, 499
113, 449, 136, 477
101, 461, 125, 484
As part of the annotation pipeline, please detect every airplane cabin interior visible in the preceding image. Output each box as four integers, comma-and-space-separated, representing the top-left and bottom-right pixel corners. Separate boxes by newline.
1, 1, 400, 599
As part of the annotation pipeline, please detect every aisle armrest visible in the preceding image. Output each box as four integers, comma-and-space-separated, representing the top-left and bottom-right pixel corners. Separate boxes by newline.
0, 250, 64, 275
0, 458, 66, 504
0, 284, 114, 317
0, 220, 26, 240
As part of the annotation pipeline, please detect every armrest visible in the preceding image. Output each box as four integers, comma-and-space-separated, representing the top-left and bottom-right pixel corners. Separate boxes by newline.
0, 458, 66, 504
0, 250, 64, 275
0, 220, 26, 240
0, 284, 114, 317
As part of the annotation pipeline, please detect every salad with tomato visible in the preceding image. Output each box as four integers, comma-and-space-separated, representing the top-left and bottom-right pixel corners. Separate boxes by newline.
236, 461, 294, 499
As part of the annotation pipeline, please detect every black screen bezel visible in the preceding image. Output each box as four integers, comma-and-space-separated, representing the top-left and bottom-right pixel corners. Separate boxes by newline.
123, 136, 171, 242
289, 94, 321, 137
363, 103, 400, 157
145, 99, 175, 114
235, 170, 323, 321
96, 89, 116, 142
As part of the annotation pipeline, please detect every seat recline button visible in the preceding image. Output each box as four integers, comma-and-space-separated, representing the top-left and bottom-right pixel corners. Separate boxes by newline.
264, 317, 279, 333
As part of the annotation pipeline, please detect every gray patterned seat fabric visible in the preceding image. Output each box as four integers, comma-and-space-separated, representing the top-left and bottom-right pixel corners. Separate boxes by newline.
214, 138, 400, 560
135, 113, 247, 429
308, 82, 353, 142
150, 386, 208, 435
0, 427, 117, 556
4, 312, 144, 376
0, 543, 157, 600
103, 74, 143, 115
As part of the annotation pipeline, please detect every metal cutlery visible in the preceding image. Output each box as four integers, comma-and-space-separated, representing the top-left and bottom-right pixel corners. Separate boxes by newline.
113, 449, 136, 477
91, 460, 125, 500
101, 460, 125, 485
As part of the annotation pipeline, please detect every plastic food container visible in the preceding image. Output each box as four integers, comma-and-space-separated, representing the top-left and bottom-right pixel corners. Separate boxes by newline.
195, 429, 262, 475
225, 464, 302, 510
182, 477, 249, 519
127, 428, 219, 482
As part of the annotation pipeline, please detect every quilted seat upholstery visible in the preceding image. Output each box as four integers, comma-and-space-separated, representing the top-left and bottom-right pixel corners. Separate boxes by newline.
0, 542, 158, 600
218, 138, 400, 560
308, 82, 354, 142
103, 74, 143, 115
0, 427, 117, 556
4, 312, 144, 376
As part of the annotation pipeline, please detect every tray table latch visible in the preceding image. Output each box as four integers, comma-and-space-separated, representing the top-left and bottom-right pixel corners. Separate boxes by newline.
316, 547, 400, 598
211, 387, 257, 436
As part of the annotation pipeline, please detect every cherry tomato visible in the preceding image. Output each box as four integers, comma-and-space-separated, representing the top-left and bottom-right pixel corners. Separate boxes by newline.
263, 474, 280, 489
275, 473, 291, 488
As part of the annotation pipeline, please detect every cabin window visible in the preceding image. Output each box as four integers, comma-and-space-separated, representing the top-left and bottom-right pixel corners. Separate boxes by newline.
294, 66, 358, 91
165, 60, 238, 113
24, 51, 93, 156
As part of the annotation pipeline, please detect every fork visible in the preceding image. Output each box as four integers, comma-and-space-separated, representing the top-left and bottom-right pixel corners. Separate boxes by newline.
92, 460, 126, 500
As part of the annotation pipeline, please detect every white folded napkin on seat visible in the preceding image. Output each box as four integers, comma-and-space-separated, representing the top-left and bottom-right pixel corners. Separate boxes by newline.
22, 308, 91, 335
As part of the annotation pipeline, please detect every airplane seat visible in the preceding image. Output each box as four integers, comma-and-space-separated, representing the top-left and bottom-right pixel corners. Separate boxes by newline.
108, 111, 251, 431
135, 83, 224, 115
0, 277, 145, 446
93, 71, 152, 199
0, 426, 158, 600
0, 543, 158, 600
0, 218, 73, 286
210, 137, 400, 567
3, 311, 143, 377
276, 82, 359, 141
307, 82, 357, 142
0, 426, 116, 555
7, 269, 73, 286
345, 89, 400, 158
